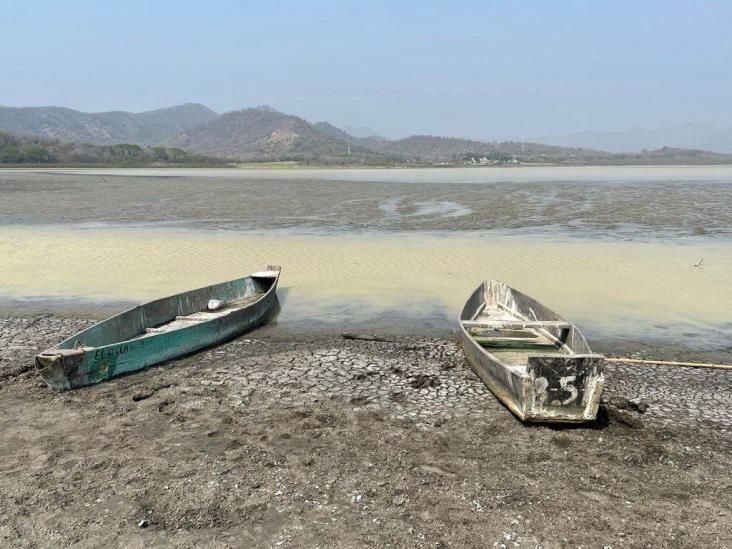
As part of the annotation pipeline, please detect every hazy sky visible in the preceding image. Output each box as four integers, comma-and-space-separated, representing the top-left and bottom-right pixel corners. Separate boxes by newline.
2, 0, 731, 138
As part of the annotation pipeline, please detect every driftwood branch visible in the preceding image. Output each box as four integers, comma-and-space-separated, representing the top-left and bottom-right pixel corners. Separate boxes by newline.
340, 333, 447, 348
341, 332, 396, 343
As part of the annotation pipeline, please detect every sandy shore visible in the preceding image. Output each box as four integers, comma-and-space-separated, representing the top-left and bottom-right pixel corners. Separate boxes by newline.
1, 314, 730, 547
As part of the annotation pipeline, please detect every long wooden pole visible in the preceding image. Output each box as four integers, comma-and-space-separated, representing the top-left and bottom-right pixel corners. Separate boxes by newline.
606, 357, 732, 371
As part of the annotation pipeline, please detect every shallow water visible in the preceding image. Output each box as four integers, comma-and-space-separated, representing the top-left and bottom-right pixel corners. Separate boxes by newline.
2, 225, 730, 347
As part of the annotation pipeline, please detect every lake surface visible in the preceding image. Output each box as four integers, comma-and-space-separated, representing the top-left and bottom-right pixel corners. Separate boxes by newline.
1, 167, 731, 348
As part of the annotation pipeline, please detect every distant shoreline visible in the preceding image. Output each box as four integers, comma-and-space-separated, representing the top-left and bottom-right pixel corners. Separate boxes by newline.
3, 161, 732, 170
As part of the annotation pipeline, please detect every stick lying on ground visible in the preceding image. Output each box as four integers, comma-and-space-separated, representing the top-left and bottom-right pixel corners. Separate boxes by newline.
606, 357, 732, 370
341, 332, 397, 343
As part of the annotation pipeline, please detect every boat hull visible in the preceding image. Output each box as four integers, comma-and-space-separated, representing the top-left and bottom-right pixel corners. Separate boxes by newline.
35, 271, 279, 390
459, 281, 604, 423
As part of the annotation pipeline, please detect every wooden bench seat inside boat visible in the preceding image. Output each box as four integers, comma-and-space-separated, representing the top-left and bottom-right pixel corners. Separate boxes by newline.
462, 303, 571, 373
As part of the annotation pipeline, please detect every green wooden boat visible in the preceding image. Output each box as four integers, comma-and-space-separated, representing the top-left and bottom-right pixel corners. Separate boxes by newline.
35, 267, 281, 390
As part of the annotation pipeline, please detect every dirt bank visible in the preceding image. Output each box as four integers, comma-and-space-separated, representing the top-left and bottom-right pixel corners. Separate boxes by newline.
1, 315, 730, 547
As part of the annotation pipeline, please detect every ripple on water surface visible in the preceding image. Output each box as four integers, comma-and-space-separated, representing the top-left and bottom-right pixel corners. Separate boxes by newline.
1, 224, 731, 348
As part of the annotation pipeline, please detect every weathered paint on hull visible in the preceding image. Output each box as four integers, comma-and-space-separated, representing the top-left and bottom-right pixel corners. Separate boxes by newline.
459, 281, 604, 423
35, 271, 279, 390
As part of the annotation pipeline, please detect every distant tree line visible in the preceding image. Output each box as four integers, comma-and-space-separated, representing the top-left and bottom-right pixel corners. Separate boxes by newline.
0, 133, 227, 166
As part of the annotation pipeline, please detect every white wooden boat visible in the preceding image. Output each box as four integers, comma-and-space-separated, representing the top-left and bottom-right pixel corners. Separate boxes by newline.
459, 280, 604, 423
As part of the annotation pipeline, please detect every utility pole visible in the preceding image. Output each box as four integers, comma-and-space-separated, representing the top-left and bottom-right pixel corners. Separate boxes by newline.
347, 139, 351, 155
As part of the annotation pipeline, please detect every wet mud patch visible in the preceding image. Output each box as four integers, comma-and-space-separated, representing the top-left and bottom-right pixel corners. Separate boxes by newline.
3, 171, 732, 237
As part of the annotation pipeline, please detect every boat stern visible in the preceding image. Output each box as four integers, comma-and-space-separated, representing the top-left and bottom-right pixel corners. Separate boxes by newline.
251, 265, 281, 294
522, 354, 605, 422
34, 348, 86, 391
251, 265, 282, 279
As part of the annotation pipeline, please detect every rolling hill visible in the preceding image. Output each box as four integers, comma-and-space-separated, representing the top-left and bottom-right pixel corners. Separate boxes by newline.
167, 106, 390, 162
0, 103, 217, 146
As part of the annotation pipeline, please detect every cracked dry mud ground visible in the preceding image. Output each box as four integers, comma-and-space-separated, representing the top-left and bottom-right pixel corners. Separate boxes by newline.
1, 316, 730, 548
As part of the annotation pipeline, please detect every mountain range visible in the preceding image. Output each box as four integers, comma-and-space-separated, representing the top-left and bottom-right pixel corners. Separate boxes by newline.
1, 103, 731, 164
536, 122, 732, 154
